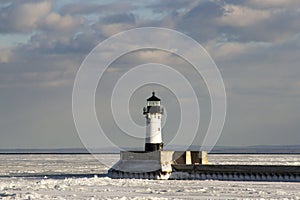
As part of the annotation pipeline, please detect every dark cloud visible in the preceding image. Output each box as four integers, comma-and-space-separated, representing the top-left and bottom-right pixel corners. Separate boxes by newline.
60, 1, 133, 15
175, 1, 224, 42
102, 13, 136, 24
146, 0, 192, 13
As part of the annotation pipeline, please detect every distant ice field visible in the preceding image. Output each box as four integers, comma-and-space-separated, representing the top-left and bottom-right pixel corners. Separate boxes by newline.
0, 154, 299, 199
210, 154, 300, 165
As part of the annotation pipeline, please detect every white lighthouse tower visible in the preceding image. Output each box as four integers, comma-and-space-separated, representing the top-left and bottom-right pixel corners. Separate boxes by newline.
143, 92, 164, 151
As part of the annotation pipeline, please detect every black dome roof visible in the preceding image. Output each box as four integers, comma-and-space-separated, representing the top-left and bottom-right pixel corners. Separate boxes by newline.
147, 92, 160, 101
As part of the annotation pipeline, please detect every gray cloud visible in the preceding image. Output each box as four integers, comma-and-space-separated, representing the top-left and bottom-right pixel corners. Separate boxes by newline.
146, 0, 193, 13
102, 13, 136, 24
245, 0, 300, 9
0, 0, 52, 33
174, 1, 224, 42
60, 1, 133, 15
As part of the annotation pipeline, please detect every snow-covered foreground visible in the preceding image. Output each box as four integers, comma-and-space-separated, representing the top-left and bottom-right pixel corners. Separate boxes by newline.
0, 154, 299, 199
1, 176, 300, 199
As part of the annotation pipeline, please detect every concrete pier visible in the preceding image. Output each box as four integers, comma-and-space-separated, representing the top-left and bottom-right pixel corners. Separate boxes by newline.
108, 151, 300, 182
171, 164, 300, 182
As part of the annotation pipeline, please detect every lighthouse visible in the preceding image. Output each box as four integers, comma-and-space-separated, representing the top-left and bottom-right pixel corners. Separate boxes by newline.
143, 92, 164, 152
109, 91, 209, 179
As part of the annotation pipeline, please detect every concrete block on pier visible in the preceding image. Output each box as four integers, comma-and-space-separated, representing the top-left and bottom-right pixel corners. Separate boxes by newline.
110, 150, 208, 174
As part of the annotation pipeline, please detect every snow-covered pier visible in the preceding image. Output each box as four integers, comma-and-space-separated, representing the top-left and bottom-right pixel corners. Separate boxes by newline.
170, 164, 300, 182
108, 151, 300, 182
108, 92, 300, 182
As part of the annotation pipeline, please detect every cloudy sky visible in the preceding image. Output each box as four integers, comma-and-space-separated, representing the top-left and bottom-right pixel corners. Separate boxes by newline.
1, 0, 300, 149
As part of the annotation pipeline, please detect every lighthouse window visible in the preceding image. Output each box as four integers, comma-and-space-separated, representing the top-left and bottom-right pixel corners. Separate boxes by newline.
147, 101, 160, 106
158, 116, 160, 119
158, 128, 160, 131
148, 101, 154, 106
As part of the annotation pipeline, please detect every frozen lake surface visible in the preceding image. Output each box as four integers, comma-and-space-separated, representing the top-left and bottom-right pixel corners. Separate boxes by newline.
0, 154, 299, 199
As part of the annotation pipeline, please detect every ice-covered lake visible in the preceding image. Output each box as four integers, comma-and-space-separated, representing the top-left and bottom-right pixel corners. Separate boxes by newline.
0, 154, 299, 199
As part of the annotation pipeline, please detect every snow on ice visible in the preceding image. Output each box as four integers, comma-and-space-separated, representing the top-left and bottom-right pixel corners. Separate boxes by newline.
0, 154, 299, 199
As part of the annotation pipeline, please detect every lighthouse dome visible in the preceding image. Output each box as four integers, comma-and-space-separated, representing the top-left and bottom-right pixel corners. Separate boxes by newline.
147, 92, 160, 101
